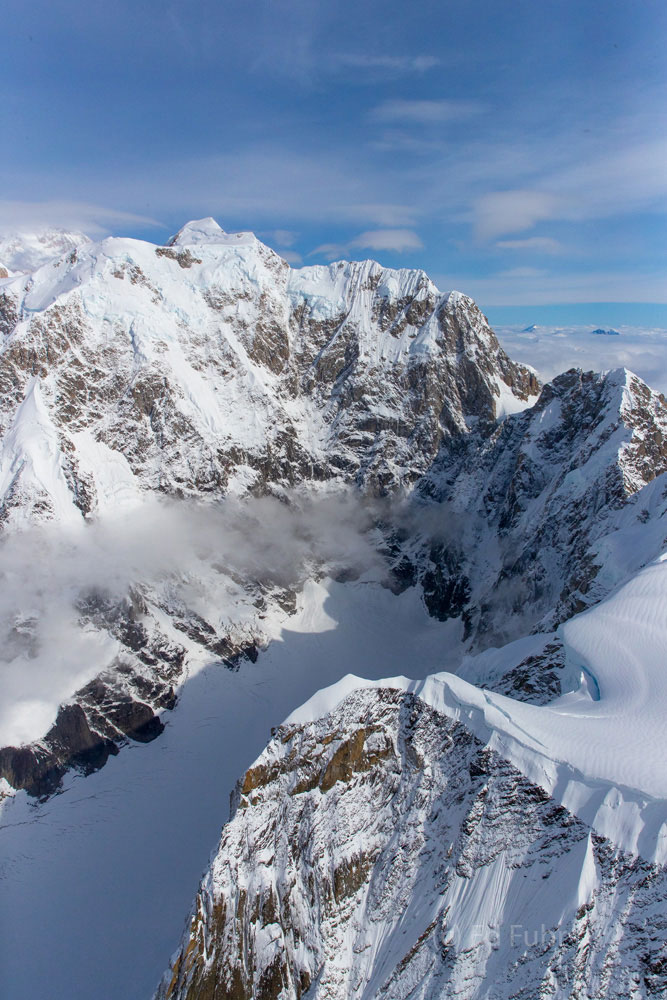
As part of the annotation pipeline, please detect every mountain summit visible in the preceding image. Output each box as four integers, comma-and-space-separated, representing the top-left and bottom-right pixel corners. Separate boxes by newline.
166, 217, 256, 247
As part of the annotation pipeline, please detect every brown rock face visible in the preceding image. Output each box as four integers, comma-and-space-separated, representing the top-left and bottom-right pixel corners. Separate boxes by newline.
400, 366, 667, 645
0, 704, 118, 798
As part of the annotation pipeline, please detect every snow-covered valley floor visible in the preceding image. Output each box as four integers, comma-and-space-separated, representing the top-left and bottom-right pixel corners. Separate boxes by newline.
3, 558, 667, 999
0, 579, 459, 1000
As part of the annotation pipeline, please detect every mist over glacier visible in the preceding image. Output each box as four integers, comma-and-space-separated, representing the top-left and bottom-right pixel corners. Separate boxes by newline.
0, 475, 568, 746
0, 488, 397, 745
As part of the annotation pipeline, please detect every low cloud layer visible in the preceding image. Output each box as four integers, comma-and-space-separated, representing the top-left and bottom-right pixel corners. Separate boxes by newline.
494, 324, 667, 394
0, 490, 391, 747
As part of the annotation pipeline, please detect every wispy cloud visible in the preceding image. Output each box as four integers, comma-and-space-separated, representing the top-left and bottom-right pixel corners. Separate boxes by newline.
371, 98, 485, 124
551, 136, 667, 220
278, 249, 303, 265
473, 191, 559, 240
370, 130, 446, 155
498, 266, 548, 279
267, 229, 298, 247
496, 237, 563, 254
350, 229, 423, 252
0, 200, 162, 237
335, 53, 440, 74
127, 148, 419, 229
437, 267, 667, 307
309, 242, 346, 261
310, 228, 423, 260
472, 135, 667, 241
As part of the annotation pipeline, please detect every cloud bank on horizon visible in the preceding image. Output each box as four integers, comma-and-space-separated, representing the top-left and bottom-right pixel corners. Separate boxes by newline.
494, 324, 667, 396
2, 0, 666, 314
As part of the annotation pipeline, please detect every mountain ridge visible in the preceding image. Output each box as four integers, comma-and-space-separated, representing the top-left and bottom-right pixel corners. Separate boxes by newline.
0, 219, 666, 1000
0, 222, 665, 793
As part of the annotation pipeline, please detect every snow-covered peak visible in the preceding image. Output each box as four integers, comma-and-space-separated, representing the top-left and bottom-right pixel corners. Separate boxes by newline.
166, 217, 256, 248
283, 548, 667, 861
0, 227, 92, 274
0, 221, 538, 512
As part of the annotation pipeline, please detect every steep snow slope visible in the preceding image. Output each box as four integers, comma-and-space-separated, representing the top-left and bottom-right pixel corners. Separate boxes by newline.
159, 557, 667, 999
288, 554, 667, 862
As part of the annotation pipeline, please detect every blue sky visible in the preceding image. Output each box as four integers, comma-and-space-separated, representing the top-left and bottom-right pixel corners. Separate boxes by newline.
2, 0, 666, 323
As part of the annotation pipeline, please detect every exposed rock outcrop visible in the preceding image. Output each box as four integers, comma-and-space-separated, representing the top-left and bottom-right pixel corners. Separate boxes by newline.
157, 686, 667, 1000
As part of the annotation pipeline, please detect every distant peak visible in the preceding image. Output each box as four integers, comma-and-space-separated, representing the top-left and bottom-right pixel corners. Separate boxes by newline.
167, 218, 256, 248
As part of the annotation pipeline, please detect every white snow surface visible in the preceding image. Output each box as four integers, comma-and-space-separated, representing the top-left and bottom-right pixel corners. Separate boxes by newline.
0, 377, 83, 527
288, 553, 667, 864
167, 217, 257, 248
0, 227, 91, 273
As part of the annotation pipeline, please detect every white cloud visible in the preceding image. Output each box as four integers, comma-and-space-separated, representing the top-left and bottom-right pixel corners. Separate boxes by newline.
472, 136, 667, 242
267, 228, 298, 247
473, 190, 559, 240
550, 137, 667, 220
278, 249, 303, 265
0, 489, 388, 746
436, 267, 667, 307
371, 98, 485, 124
498, 267, 548, 279
141, 149, 419, 228
261, 228, 303, 264
370, 130, 446, 154
0, 200, 161, 238
310, 229, 423, 260
494, 323, 667, 395
336, 53, 440, 74
309, 242, 346, 261
496, 236, 563, 254
350, 229, 423, 252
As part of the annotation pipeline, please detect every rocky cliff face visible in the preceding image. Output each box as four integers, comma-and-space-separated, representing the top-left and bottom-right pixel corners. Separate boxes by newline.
0, 219, 538, 794
157, 686, 667, 1000
0, 218, 536, 518
401, 365, 667, 647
